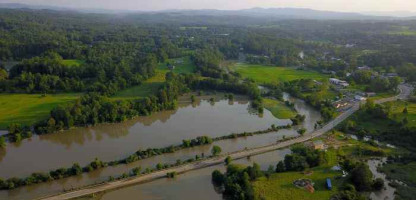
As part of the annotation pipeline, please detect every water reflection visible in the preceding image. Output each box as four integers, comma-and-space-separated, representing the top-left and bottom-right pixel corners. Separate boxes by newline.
0, 94, 287, 178
0, 93, 320, 200
89, 149, 291, 200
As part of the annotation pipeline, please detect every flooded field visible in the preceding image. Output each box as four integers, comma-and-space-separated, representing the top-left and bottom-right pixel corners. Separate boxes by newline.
0, 93, 320, 200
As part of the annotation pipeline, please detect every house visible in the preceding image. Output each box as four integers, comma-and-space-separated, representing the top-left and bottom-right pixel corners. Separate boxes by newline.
326, 178, 332, 190
354, 95, 367, 101
329, 78, 349, 87
333, 100, 350, 110
357, 65, 371, 70
313, 140, 325, 150
384, 73, 398, 78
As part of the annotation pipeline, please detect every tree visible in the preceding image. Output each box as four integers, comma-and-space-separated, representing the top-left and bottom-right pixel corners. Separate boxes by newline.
212, 170, 224, 185
0, 69, 7, 80
211, 145, 222, 156
297, 128, 306, 135
7, 123, 22, 135
69, 163, 82, 175
225, 156, 232, 165
372, 178, 384, 190
265, 165, 274, 180
132, 167, 142, 176
276, 161, 285, 172
0, 136, 5, 148
350, 163, 373, 191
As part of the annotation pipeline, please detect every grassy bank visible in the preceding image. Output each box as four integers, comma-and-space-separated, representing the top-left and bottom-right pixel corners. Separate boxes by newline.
231, 63, 328, 83
263, 98, 297, 119
0, 93, 80, 129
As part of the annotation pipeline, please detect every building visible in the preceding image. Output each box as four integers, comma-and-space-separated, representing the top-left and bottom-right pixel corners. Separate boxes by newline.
357, 65, 371, 70
384, 73, 398, 78
313, 140, 325, 150
329, 78, 349, 87
333, 100, 350, 110
354, 95, 367, 101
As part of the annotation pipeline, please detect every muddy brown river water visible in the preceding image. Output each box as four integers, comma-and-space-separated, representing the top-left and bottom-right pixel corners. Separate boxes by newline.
0, 93, 320, 200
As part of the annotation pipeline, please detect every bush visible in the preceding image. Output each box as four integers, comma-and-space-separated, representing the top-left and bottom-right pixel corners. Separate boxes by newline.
373, 178, 384, 190
212, 170, 224, 185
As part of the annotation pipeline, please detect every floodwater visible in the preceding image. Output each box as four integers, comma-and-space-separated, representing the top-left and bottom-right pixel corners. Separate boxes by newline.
368, 158, 396, 200
0, 93, 320, 200
87, 149, 291, 200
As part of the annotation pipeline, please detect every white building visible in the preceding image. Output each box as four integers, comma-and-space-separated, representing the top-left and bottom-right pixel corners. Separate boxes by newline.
354, 95, 367, 101
329, 78, 349, 87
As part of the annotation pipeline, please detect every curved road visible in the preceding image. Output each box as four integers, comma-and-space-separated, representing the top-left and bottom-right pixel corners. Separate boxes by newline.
39, 84, 413, 200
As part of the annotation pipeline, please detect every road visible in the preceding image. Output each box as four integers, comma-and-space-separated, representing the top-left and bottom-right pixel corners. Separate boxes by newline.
39, 84, 413, 200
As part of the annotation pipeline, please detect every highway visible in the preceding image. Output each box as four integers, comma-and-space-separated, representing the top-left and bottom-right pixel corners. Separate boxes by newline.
39, 84, 413, 200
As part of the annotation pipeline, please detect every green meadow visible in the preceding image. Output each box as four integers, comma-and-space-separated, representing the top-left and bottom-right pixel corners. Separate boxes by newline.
0, 93, 80, 129
113, 56, 196, 99
263, 98, 297, 119
62, 59, 85, 67
253, 150, 339, 200
231, 63, 328, 83
388, 100, 416, 126
157, 56, 196, 74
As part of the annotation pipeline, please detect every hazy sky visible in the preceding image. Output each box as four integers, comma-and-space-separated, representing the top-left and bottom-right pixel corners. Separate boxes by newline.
2, 0, 416, 12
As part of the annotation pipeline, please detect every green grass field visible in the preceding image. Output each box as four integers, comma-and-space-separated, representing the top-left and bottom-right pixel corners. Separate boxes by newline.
62, 59, 85, 67
263, 98, 297, 119
253, 149, 340, 200
0, 93, 80, 129
388, 100, 416, 126
157, 56, 196, 74
231, 64, 328, 83
253, 169, 340, 200
113, 57, 196, 99
112, 70, 166, 100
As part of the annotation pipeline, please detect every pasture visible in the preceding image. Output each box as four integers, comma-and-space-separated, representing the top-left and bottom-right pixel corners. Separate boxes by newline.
263, 98, 297, 119
0, 93, 80, 129
230, 63, 328, 83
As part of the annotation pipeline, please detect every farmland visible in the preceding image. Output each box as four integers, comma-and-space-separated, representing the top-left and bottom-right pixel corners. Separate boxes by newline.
0, 93, 80, 129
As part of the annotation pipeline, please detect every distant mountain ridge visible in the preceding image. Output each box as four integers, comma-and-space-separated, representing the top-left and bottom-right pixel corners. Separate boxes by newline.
0, 3, 415, 20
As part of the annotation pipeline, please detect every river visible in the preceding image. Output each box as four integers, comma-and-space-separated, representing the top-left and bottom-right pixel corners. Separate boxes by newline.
368, 158, 396, 200
0, 93, 320, 200
85, 149, 291, 200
